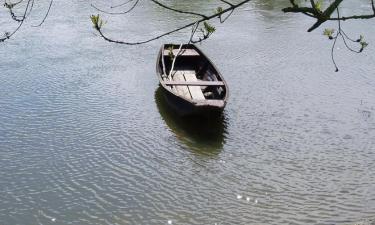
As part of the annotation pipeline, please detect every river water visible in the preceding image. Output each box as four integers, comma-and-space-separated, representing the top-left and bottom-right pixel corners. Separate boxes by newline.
1, 0, 375, 224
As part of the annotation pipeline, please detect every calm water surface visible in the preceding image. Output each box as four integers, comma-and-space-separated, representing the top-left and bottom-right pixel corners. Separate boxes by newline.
1, 0, 375, 224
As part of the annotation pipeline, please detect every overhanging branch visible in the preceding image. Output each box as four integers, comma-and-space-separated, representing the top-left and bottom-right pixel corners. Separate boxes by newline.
92, 0, 251, 45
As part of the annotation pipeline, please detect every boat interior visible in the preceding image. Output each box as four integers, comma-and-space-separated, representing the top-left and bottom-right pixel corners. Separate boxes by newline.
160, 45, 226, 102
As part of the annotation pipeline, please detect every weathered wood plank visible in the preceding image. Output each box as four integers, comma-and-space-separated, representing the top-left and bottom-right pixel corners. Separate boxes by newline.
163, 81, 225, 86
184, 73, 205, 100
195, 99, 225, 107
172, 71, 191, 99
163, 49, 200, 56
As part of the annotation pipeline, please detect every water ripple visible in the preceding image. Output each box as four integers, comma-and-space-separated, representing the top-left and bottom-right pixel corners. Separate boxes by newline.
1, 0, 375, 224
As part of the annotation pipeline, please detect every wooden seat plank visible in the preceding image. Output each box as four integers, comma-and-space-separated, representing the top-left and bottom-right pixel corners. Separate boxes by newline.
168, 70, 206, 100
163, 81, 225, 86
163, 49, 200, 57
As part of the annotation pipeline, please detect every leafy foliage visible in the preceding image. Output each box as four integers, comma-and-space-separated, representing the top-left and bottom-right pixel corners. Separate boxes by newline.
358, 35, 369, 52
167, 46, 175, 60
216, 7, 223, 14
203, 21, 216, 36
90, 14, 104, 30
323, 28, 335, 39
315, 0, 323, 12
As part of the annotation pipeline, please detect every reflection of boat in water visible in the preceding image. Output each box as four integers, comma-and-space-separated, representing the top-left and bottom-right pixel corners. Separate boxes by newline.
155, 87, 227, 155
156, 44, 228, 116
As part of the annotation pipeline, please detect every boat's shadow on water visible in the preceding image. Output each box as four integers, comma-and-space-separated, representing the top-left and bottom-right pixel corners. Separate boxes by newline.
155, 87, 228, 155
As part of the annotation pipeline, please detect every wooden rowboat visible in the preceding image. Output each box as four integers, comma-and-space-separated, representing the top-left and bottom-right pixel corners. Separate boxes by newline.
156, 44, 228, 116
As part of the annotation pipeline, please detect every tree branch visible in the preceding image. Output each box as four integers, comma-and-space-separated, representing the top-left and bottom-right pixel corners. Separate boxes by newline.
283, 0, 375, 32
92, 0, 251, 45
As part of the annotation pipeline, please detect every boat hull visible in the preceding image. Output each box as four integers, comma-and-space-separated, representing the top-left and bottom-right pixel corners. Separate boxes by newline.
156, 44, 228, 117
161, 86, 224, 116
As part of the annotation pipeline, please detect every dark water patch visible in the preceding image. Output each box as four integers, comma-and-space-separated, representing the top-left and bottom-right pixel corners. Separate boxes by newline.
154, 87, 227, 155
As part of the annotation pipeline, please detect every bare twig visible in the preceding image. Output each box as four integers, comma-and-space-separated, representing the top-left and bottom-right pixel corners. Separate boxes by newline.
1, 0, 32, 42
33, 0, 53, 27
91, 0, 140, 15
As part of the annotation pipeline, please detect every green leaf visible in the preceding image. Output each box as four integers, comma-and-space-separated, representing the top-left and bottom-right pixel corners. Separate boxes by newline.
203, 22, 216, 35
358, 35, 368, 52
360, 41, 368, 48
216, 7, 223, 14
315, 0, 323, 11
90, 14, 104, 30
167, 46, 174, 60
323, 28, 335, 39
